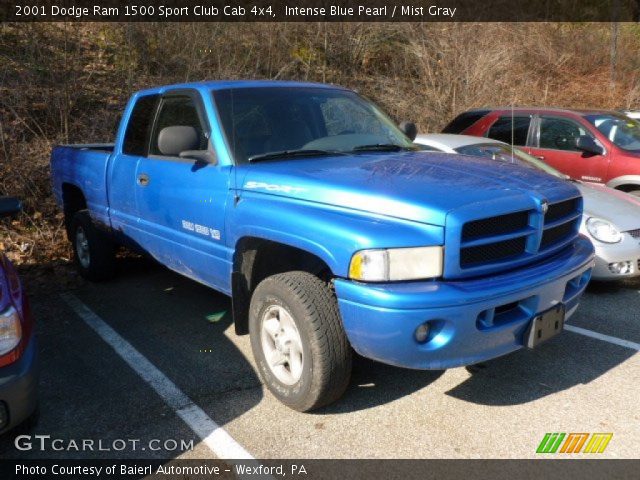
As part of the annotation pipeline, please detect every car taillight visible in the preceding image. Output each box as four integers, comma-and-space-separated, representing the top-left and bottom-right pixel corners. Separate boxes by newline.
0, 305, 22, 367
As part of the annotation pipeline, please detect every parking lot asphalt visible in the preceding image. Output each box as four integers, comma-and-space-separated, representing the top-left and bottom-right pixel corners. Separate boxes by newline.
2, 257, 639, 460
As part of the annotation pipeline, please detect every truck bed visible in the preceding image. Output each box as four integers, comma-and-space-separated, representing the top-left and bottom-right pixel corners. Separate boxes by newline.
50, 144, 113, 228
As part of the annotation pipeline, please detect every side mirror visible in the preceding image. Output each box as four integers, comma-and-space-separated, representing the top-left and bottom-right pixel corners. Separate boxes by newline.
179, 150, 217, 165
399, 121, 417, 141
576, 135, 604, 155
0, 197, 22, 218
157, 126, 200, 156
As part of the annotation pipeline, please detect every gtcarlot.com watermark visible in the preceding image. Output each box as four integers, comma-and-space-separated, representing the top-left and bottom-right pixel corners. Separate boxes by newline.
14, 435, 195, 452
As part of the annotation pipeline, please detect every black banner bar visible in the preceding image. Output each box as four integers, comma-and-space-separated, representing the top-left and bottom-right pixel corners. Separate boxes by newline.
3, 459, 640, 480
1, 0, 639, 22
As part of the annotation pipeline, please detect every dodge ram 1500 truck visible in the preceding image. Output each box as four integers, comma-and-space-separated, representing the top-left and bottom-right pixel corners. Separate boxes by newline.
51, 81, 595, 411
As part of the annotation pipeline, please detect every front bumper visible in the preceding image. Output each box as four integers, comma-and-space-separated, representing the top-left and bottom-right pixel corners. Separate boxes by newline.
0, 335, 38, 435
591, 233, 640, 280
334, 235, 594, 370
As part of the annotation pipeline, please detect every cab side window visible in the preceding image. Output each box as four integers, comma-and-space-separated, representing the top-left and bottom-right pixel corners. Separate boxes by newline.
122, 95, 159, 156
150, 96, 207, 156
487, 116, 531, 146
538, 117, 590, 152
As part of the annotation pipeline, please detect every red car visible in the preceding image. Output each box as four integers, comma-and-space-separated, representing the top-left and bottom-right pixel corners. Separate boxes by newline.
444, 108, 640, 195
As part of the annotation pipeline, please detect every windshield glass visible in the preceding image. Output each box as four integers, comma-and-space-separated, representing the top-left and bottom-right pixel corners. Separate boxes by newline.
455, 143, 565, 178
212, 87, 415, 163
585, 113, 640, 151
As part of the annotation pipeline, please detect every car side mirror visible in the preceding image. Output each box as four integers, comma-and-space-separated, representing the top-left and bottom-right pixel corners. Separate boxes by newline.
399, 121, 417, 141
179, 150, 217, 165
576, 135, 603, 155
0, 197, 22, 218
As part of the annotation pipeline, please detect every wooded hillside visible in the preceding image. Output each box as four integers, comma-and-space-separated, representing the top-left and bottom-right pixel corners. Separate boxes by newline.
2, 22, 640, 266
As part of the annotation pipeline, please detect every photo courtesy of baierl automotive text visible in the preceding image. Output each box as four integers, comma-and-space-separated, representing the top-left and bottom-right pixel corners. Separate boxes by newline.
0, 1, 638, 479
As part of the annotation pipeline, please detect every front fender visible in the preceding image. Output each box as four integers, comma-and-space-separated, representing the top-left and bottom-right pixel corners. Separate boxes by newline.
228, 192, 444, 277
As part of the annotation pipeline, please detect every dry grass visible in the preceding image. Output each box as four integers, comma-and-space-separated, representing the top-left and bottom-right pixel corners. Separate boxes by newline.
2, 22, 640, 267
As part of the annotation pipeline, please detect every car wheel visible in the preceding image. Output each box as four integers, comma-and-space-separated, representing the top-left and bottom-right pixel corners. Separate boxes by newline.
249, 271, 352, 411
71, 210, 116, 281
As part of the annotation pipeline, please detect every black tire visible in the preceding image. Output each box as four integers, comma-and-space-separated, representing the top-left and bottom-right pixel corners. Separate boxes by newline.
70, 210, 116, 281
625, 189, 640, 197
249, 271, 352, 412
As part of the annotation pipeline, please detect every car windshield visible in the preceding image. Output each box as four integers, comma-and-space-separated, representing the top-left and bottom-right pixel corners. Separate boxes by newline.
212, 87, 416, 163
455, 143, 566, 178
585, 113, 640, 151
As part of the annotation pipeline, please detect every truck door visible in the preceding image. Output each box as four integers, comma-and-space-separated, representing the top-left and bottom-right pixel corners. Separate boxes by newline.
134, 90, 233, 292
108, 93, 159, 245
528, 115, 608, 183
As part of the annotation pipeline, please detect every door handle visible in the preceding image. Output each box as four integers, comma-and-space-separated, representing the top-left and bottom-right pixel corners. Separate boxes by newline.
535, 155, 545, 161
137, 173, 150, 186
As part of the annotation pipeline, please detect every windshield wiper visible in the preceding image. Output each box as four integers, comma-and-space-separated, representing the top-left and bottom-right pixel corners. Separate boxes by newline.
351, 144, 413, 152
248, 149, 344, 163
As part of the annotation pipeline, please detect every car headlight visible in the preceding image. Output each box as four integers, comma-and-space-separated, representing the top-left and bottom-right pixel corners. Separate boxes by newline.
586, 217, 622, 243
0, 306, 21, 356
349, 246, 443, 281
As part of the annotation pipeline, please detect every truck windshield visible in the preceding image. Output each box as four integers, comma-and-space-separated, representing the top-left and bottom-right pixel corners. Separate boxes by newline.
585, 113, 640, 152
212, 87, 416, 164
455, 143, 567, 178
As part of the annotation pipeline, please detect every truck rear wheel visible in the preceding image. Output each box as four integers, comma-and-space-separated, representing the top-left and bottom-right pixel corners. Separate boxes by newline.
249, 271, 352, 411
70, 210, 116, 281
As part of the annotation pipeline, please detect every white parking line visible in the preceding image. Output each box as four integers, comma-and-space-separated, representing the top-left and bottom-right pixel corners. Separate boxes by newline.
61, 293, 255, 460
565, 324, 640, 351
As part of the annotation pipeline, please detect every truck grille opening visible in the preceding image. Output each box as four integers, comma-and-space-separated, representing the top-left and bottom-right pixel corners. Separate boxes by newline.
544, 198, 579, 223
540, 198, 580, 251
460, 237, 527, 267
462, 211, 529, 241
541, 222, 574, 249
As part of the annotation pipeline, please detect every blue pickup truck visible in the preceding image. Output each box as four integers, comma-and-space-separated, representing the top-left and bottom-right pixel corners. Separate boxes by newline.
51, 81, 595, 411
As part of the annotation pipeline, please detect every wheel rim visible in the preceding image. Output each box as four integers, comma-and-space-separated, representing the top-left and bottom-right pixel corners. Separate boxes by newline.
260, 305, 304, 385
75, 226, 91, 269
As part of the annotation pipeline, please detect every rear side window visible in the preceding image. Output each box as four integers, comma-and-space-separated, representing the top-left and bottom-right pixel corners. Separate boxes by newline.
123, 95, 159, 156
487, 116, 531, 146
442, 111, 489, 133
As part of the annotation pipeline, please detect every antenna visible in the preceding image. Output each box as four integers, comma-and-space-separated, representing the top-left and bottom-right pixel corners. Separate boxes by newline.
511, 101, 515, 164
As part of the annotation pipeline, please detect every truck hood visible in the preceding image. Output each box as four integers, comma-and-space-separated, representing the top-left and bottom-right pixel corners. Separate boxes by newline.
237, 151, 579, 226
578, 182, 640, 232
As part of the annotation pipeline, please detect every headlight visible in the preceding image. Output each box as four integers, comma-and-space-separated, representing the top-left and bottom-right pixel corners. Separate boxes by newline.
349, 246, 443, 281
0, 306, 21, 356
586, 217, 622, 244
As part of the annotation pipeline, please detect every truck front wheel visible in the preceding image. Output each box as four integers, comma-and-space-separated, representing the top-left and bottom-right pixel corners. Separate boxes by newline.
249, 271, 352, 411
70, 210, 116, 281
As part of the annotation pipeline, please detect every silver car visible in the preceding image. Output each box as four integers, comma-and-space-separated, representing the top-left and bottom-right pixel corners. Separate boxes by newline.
415, 133, 640, 281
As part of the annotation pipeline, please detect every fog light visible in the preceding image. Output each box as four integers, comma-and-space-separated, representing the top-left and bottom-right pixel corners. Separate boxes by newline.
415, 323, 430, 343
608, 261, 632, 275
